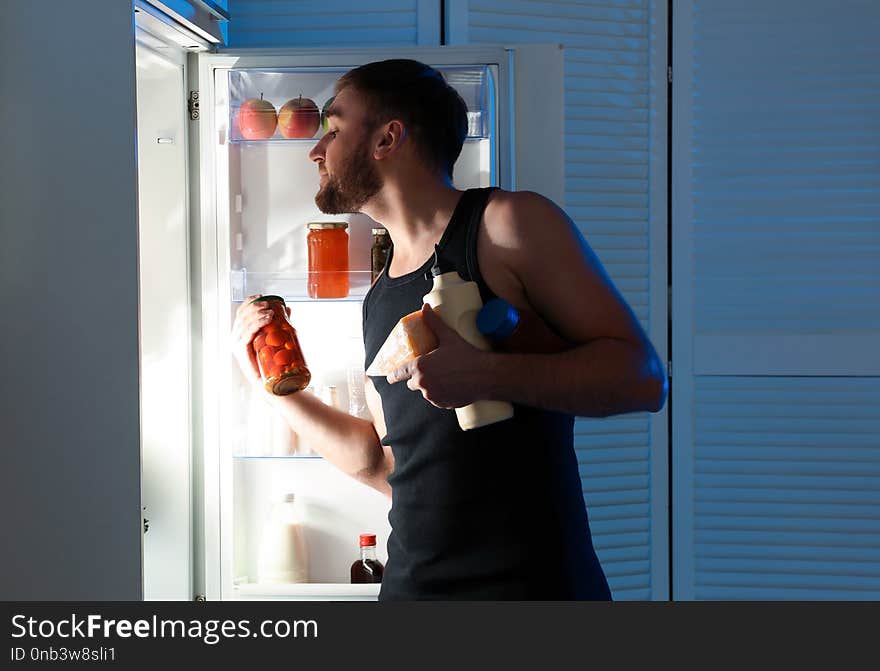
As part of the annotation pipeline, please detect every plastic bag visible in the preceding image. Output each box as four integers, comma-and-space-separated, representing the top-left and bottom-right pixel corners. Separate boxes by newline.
365, 309, 439, 376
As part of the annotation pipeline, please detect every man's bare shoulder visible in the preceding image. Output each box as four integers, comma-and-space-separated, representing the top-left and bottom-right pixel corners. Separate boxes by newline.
485, 189, 568, 234
477, 189, 573, 311
483, 188, 570, 244
481, 189, 647, 346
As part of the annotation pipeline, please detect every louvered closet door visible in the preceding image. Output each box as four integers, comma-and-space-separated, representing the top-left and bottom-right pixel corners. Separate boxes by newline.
448, 0, 670, 600
227, 0, 441, 47
672, 0, 880, 599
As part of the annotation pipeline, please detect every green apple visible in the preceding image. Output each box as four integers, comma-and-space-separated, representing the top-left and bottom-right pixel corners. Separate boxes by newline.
321, 96, 335, 132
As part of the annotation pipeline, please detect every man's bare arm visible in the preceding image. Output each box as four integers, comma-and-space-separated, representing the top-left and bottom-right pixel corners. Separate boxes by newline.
387, 190, 667, 417
232, 296, 393, 497
262, 388, 392, 496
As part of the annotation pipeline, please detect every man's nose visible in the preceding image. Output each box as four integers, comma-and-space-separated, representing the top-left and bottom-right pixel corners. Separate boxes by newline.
308, 138, 325, 163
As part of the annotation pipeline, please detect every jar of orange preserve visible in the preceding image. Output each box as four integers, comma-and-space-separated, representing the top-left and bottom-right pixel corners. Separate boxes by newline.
307, 222, 349, 298
251, 295, 311, 395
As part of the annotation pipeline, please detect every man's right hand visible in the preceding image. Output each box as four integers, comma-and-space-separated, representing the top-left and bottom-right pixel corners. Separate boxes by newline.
231, 295, 393, 498
231, 294, 280, 387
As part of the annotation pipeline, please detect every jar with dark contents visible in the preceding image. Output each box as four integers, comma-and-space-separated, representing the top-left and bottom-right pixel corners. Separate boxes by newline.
251, 295, 311, 395
370, 227, 391, 283
307, 222, 349, 298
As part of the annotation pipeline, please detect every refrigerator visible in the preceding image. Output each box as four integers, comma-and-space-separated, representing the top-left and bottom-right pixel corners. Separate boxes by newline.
135, 10, 565, 601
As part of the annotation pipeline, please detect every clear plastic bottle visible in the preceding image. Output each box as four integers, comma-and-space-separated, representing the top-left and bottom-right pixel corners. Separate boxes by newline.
347, 365, 369, 419
320, 384, 341, 410
350, 534, 384, 584
256, 494, 309, 584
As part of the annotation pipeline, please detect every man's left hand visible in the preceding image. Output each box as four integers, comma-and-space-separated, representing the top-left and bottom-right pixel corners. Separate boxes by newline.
386, 304, 492, 409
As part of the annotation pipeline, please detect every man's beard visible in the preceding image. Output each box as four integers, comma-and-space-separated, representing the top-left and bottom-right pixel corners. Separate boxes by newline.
314, 137, 382, 214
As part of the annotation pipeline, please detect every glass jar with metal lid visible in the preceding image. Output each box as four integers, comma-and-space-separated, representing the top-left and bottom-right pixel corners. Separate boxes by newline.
250, 295, 311, 395
371, 227, 391, 283
307, 221, 349, 299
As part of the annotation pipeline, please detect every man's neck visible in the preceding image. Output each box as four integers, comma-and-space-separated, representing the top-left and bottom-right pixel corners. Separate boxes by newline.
361, 180, 464, 265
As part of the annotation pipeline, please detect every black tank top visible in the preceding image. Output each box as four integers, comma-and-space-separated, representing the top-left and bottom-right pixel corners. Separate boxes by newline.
362, 187, 612, 600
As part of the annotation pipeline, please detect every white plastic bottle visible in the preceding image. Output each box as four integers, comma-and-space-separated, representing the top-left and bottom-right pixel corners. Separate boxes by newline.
422, 246, 515, 430
256, 493, 309, 584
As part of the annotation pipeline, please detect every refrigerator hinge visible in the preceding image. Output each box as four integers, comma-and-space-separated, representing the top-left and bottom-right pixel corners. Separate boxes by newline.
194, 594, 206, 602
188, 91, 200, 121
667, 66, 673, 84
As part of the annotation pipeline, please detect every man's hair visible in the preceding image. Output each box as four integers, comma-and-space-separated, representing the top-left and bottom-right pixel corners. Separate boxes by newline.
335, 59, 468, 180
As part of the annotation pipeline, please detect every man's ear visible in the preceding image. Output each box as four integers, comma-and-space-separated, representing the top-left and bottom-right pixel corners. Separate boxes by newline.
374, 120, 406, 160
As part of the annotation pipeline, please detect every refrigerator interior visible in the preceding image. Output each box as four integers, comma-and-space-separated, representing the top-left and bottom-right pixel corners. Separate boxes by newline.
213, 63, 498, 597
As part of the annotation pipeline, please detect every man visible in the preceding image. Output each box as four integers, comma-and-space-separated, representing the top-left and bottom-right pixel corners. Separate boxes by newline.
232, 59, 667, 600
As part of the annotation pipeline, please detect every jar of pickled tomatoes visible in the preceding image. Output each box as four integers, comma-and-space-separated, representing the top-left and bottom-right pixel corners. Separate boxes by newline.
251, 295, 311, 395
307, 222, 349, 299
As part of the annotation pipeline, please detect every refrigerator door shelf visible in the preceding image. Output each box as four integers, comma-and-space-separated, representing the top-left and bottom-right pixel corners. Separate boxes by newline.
232, 270, 375, 303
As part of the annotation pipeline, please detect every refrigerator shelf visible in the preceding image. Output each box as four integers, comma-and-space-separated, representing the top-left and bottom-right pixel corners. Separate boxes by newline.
227, 66, 492, 144
232, 454, 322, 460
227, 136, 322, 145
231, 270, 375, 303
233, 582, 380, 600
226, 133, 490, 145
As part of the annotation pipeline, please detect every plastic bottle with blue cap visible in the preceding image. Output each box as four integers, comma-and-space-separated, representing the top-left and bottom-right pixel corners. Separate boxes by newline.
421, 245, 515, 430
476, 298, 571, 354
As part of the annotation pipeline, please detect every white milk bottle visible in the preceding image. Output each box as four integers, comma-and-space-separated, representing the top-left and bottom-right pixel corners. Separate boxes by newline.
256, 493, 309, 584
422, 246, 514, 430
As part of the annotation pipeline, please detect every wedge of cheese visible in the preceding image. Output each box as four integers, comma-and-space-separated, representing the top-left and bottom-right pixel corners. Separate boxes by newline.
365, 309, 439, 376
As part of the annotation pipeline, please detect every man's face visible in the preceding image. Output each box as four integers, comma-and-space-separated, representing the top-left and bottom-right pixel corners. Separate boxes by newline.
310, 88, 383, 214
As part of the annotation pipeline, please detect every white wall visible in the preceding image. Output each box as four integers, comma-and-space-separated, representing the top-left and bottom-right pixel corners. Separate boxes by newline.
0, 0, 143, 599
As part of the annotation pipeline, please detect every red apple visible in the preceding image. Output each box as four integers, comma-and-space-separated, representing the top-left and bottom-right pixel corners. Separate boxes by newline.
278, 95, 321, 139
237, 95, 277, 140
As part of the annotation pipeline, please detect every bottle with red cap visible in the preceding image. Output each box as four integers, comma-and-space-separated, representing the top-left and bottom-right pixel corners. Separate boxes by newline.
350, 534, 384, 584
